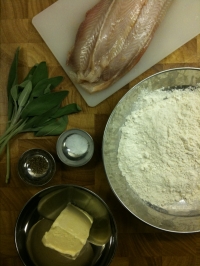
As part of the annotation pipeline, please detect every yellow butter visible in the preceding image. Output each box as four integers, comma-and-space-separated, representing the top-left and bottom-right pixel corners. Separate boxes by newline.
42, 203, 93, 258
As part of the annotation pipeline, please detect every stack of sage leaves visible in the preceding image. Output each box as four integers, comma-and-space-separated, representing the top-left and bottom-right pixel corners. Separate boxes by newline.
0, 48, 81, 183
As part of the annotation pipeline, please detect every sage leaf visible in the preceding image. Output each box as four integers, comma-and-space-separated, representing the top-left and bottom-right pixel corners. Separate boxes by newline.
51, 103, 81, 118
10, 85, 19, 102
32, 76, 63, 97
11, 80, 31, 103
23, 64, 38, 81
44, 84, 51, 94
18, 81, 32, 108
31, 62, 48, 87
7, 47, 19, 120
7, 47, 19, 93
19, 80, 30, 88
10, 85, 19, 116
23, 105, 60, 130
21, 91, 69, 118
35, 116, 68, 136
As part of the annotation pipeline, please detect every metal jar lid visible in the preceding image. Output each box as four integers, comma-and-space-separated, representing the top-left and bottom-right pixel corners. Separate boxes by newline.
56, 129, 94, 167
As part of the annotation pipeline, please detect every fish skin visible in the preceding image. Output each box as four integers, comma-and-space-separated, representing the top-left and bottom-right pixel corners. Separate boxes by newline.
67, 0, 173, 93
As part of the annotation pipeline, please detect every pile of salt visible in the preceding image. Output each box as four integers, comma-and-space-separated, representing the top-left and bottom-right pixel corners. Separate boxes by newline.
65, 134, 88, 158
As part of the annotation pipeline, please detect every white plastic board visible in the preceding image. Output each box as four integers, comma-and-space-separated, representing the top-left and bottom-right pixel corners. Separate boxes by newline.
32, 0, 200, 107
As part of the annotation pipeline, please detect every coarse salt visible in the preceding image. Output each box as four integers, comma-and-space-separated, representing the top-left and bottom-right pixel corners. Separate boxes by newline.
65, 134, 88, 157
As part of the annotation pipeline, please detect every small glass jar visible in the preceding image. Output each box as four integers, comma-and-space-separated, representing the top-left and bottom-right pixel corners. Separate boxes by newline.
56, 129, 94, 167
18, 149, 56, 186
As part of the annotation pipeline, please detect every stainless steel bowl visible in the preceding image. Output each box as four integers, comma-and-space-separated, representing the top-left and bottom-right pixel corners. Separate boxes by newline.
103, 67, 200, 233
18, 149, 56, 186
15, 185, 117, 266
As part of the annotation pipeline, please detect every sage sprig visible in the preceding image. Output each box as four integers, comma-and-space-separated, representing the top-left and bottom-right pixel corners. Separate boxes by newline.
0, 48, 81, 183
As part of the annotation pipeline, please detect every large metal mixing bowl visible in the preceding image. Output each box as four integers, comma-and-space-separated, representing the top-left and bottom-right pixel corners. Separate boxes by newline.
103, 67, 200, 233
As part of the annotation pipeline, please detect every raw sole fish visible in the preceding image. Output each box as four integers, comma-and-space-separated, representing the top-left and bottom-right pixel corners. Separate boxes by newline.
67, 0, 173, 93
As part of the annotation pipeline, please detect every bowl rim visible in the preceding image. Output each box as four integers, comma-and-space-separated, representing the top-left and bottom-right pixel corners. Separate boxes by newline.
113, 66, 200, 111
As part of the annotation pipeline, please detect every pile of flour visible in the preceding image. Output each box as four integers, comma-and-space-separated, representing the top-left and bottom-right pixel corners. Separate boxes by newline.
118, 86, 200, 208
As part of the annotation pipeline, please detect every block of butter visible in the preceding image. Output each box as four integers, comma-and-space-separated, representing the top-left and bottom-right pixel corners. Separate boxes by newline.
42, 203, 93, 259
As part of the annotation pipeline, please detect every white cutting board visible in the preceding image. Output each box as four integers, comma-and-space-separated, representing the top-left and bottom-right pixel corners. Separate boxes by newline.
32, 0, 200, 107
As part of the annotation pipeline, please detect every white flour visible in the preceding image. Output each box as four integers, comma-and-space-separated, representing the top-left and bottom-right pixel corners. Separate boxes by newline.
118, 86, 200, 208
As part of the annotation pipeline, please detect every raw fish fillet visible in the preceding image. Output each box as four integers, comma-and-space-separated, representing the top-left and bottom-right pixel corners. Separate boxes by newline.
67, 0, 173, 93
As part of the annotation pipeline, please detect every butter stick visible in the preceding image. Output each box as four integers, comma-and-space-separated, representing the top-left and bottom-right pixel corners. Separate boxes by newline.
42, 203, 93, 259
